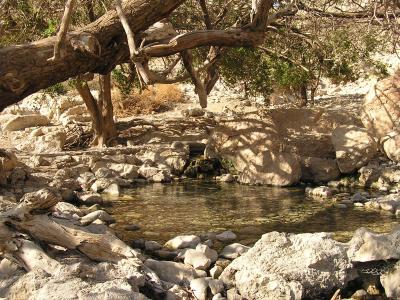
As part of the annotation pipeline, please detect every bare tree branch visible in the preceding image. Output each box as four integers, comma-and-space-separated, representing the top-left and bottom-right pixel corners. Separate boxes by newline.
48, 0, 76, 61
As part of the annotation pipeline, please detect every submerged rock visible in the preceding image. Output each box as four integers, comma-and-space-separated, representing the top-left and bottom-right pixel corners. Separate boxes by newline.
216, 231, 237, 242
220, 232, 356, 300
306, 186, 333, 198
216, 174, 236, 183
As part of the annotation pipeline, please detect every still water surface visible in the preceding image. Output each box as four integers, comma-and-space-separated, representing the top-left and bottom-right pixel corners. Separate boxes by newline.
108, 181, 398, 245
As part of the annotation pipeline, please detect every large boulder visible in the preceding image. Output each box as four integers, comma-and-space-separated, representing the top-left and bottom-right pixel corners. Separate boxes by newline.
347, 226, 400, 262
206, 108, 359, 185
237, 150, 301, 186
331, 125, 377, 174
361, 69, 400, 140
382, 131, 400, 162
3, 114, 50, 131
220, 232, 356, 300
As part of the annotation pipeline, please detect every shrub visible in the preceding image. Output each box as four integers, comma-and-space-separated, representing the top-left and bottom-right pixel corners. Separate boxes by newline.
112, 84, 185, 117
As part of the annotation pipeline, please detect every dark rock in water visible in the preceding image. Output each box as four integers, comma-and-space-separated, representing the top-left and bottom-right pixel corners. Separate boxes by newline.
125, 224, 141, 231
130, 239, 146, 250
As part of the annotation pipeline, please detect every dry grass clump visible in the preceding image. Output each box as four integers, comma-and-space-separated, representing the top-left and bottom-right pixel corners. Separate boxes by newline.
112, 84, 185, 118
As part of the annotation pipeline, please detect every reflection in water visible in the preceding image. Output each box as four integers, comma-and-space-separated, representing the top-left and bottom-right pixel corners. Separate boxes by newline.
108, 181, 398, 245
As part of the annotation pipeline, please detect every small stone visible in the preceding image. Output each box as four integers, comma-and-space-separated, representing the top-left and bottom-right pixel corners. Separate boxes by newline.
196, 244, 218, 262
184, 249, 212, 270
131, 239, 145, 249
306, 186, 333, 198
80, 210, 115, 225
203, 239, 213, 248
380, 201, 398, 213
95, 167, 117, 179
152, 170, 172, 183
138, 165, 159, 179
54, 202, 83, 216
210, 265, 223, 279
212, 293, 227, 300
176, 248, 191, 261
337, 204, 347, 209
103, 183, 120, 196
144, 259, 206, 285
220, 243, 250, 259
217, 174, 235, 183
190, 277, 209, 300
354, 202, 364, 207
208, 279, 224, 295
351, 289, 368, 300
145, 240, 162, 251
351, 193, 367, 203
182, 108, 205, 118
125, 224, 141, 231
153, 250, 178, 261
366, 285, 380, 296
216, 231, 237, 242
165, 235, 201, 250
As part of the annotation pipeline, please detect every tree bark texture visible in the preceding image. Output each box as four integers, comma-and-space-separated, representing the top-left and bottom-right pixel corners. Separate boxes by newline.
0, 0, 185, 111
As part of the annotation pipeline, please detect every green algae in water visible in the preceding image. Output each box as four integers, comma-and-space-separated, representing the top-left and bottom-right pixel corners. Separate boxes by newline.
107, 181, 399, 245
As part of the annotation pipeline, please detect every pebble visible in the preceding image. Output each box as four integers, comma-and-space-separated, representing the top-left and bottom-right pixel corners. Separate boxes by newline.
190, 278, 209, 300
145, 240, 162, 251
216, 230, 237, 242
165, 235, 201, 250
220, 243, 249, 259
80, 210, 115, 225
125, 224, 141, 231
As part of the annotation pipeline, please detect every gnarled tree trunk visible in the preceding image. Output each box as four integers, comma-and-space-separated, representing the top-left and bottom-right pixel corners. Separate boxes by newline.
0, 0, 186, 111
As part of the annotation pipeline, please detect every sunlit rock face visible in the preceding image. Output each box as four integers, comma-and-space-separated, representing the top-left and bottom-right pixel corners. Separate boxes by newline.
206, 108, 360, 185
331, 125, 377, 174
361, 69, 400, 140
220, 231, 357, 300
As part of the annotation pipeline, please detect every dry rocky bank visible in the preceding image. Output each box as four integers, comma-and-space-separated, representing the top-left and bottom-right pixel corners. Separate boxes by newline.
1, 71, 400, 299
